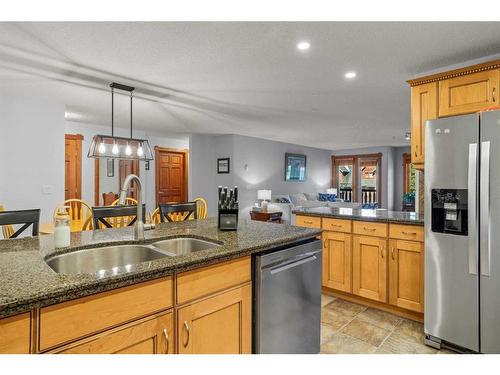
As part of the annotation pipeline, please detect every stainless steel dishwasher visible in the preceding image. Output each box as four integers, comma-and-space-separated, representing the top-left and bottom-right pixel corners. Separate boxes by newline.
253, 239, 322, 353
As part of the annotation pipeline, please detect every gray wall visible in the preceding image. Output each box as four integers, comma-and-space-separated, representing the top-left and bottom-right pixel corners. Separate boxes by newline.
331, 145, 410, 210
189, 134, 332, 218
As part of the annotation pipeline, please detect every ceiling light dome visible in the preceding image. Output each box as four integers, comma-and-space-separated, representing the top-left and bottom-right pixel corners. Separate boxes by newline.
345, 71, 357, 79
297, 41, 310, 51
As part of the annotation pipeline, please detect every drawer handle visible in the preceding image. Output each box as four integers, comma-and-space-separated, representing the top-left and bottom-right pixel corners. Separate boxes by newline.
323, 238, 327, 248
391, 247, 396, 260
183, 321, 190, 348
493, 87, 496, 102
163, 328, 169, 354
380, 246, 384, 258
304, 220, 313, 224
363, 227, 377, 232
330, 224, 342, 228
402, 231, 417, 236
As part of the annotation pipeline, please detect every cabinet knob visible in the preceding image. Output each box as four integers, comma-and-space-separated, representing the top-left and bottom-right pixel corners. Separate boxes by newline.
493, 87, 496, 102
380, 246, 384, 258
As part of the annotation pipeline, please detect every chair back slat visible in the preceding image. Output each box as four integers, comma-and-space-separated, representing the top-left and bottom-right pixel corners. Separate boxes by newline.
92, 205, 146, 230
193, 197, 208, 219
0, 205, 15, 239
158, 202, 197, 222
54, 199, 93, 231
0, 209, 40, 238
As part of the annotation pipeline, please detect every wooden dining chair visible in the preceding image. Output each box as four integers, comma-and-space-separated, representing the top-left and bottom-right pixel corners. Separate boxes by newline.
0, 205, 15, 239
102, 192, 118, 206
109, 197, 139, 227
92, 204, 146, 229
54, 199, 93, 231
0, 209, 40, 238
193, 197, 208, 219
158, 202, 198, 222
149, 207, 161, 224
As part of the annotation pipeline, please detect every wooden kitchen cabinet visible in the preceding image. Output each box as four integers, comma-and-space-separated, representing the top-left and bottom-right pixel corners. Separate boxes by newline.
295, 215, 321, 229
322, 231, 352, 293
438, 69, 499, 117
176, 283, 252, 354
52, 311, 174, 354
388, 239, 424, 313
410, 82, 437, 168
0, 312, 31, 354
352, 235, 387, 303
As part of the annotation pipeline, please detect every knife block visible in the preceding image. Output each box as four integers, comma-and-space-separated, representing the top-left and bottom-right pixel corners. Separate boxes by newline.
218, 208, 239, 231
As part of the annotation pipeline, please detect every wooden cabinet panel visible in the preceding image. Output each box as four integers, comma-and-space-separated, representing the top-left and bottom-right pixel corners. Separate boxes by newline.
389, 239, 424, 313
353, 221, 387, 238
177, 283, 252, 354
40, 277, 173, 351
53, 311, 173, 354
295, 215, 321, 229
322, 231, 352, 292
389, 224, 424, 242
0, 312, 31, 354
439, 69, 499, 117
410, 82, 437, 166
176, 256, 251, 305
352, 235, 387, 302
322, 218, 351, 233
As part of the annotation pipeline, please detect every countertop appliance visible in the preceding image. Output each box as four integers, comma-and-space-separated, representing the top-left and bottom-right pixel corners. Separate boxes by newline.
425, 109, 500, 353
253, 238, 322, 353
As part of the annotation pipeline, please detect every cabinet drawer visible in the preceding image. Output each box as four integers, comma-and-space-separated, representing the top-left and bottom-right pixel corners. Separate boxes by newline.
176, 256, 251, 305
322, 218, 351, 233
389, 224, 424, 242
0, 312, 31, 354
295, 215, 321, 229
353, 221, 387, 237
39, 277, 173, 351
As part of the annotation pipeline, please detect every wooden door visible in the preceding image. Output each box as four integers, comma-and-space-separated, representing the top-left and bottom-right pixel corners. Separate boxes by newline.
64, 134, 83, 200
176, 283, 251, 354
0, 312, 31, 354
54, 312, 173, 354
155, 147, 188, 206
388, 239, 424, 313
439, 69, 500, 117
410, 83, 437, 167
322, 231, 352, 292
352, 235, 387, 302
119, 160, 140, 199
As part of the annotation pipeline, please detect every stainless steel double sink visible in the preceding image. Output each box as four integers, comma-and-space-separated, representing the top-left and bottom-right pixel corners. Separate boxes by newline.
45, 237, 222, 276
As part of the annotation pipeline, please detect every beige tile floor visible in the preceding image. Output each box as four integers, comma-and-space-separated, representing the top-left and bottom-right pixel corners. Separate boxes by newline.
320, 294, 455, 354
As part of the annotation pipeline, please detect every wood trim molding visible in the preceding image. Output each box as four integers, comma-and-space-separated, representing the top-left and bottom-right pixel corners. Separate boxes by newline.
65, 134, 84, 141
407, 59, 500, 87
94, 159, 100, 206
402, 153, 411, 194
154, 146, 189, 207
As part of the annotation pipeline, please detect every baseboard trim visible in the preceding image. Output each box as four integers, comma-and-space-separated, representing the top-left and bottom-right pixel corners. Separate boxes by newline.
322, 287, 424, 323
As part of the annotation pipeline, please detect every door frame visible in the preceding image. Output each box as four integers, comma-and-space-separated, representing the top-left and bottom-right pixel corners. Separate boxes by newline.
154, 146, 189, 207
65, 134, 83, 201
94, 159, 140, 206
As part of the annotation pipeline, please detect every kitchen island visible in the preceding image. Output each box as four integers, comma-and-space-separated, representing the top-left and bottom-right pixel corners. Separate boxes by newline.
293, 206, 424, 321
0, 218, 320, 354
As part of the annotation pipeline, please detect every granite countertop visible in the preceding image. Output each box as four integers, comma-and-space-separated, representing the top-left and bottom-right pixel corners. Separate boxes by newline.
293, 206, 424, 226
0, 218, 320, 319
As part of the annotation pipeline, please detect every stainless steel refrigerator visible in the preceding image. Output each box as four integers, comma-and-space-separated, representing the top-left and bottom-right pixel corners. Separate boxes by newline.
425, 109, 500, 353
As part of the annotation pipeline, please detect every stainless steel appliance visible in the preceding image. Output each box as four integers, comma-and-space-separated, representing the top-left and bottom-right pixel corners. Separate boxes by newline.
253, 239, 322, 353
425, 109, 500, 353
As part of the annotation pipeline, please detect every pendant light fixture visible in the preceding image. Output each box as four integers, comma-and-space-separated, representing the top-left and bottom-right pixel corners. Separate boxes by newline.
88, 82, 153, 161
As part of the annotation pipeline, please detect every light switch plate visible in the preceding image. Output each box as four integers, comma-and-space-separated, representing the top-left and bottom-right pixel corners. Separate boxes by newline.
41, 185, 53, 195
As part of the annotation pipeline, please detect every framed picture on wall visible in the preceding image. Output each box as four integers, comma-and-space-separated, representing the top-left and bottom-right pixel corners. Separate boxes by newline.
106, 158, 114, 177
285, 153, 306, 181
217, 158, 230, 174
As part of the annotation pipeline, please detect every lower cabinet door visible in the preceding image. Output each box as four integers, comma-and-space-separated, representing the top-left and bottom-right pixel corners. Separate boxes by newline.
388, 239, 424, 313
53, 311, 173, 354
177, 283, 252, 354
0, 312, 31, 354
352, 235, 387, 302
322, 231, 352, 292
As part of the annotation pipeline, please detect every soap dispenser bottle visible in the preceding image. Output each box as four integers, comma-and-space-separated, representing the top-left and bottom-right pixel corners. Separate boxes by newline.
54, 207, 71, 248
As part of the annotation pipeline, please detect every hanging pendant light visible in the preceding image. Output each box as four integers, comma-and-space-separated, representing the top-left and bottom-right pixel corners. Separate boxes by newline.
88, 82, 153, 161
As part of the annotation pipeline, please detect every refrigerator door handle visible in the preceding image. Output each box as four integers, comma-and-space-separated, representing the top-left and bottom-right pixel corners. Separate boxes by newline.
468, 143, 478, 275
480, 141, 491, 277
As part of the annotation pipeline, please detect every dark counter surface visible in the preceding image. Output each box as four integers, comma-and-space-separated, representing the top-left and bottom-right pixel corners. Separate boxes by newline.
0, 218, 320, 318
293, 206, 424, 226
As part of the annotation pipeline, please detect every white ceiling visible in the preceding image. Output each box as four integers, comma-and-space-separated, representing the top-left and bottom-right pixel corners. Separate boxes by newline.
1, 22, 500, 150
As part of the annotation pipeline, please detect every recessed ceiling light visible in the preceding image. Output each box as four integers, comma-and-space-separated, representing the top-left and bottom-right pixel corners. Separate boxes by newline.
345, 71, 357, 79
297, 41, 310, 51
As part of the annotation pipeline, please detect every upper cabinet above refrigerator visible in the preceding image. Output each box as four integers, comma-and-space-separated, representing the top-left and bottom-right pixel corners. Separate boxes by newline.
407, 60, 500, 170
